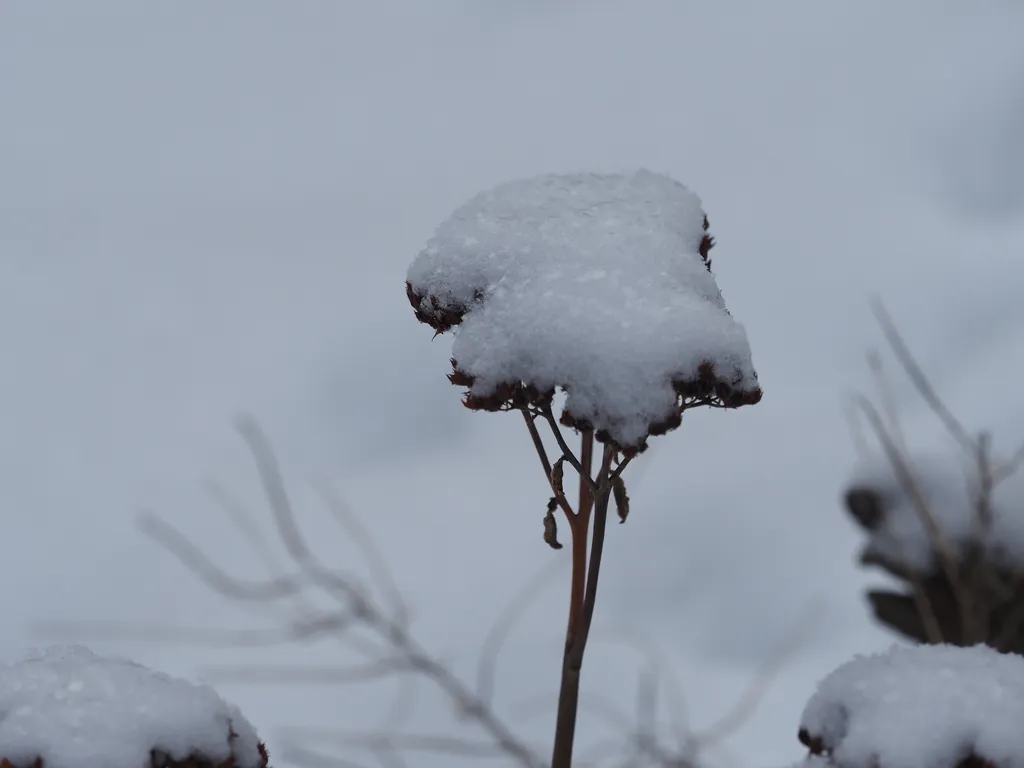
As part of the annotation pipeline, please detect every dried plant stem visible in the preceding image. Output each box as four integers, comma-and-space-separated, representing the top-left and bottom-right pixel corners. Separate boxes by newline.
551, 441, 616, 768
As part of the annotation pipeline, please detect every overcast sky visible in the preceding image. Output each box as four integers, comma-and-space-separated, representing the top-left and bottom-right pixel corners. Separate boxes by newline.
2, 2, 1024, 767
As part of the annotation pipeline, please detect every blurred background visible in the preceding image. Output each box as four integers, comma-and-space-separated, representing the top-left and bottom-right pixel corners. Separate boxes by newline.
2, 1, 1023, 767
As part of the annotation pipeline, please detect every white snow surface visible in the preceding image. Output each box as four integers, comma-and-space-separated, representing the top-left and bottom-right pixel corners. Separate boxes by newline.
0, 646, 263, 768
801, 644, 1024, 768
848, 450, 1024, 573
407, 169, 759, 447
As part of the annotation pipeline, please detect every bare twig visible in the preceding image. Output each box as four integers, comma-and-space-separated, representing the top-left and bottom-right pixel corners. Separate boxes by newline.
538, 407, 599, 497
138, 513, 306, 601
198, 660, 414, 685
522, 410, 555, 481
867, 347, 908, 455
694, 603, 819, 747
62, 413, 770, 768
871, 300, 976, 454
315, 478, 410, 630
476, 555, 567, 707
994, 439, 1024, 484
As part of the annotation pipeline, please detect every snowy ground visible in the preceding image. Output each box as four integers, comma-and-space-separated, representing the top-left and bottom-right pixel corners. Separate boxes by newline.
2, 2, 1024, 767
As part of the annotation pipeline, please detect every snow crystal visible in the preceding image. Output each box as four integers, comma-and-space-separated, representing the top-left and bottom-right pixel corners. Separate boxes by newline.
0, 645, 264, 768
800, 644, 1024, 768
845, 450, 1024, 573
406, 169, 760, 449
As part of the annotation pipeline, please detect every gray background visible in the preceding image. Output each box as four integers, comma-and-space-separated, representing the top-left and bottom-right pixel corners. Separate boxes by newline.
2, 2, 1023, 766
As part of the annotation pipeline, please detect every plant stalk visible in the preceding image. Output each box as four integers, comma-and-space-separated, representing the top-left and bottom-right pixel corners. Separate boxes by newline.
550, 441, 614, 768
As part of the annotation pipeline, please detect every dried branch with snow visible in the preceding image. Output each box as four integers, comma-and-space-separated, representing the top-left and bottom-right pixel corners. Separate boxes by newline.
843, 301, 1024, 651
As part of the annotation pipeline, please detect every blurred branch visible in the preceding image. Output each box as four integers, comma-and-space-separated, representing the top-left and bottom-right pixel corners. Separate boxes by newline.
476, 555, 567, 707
44, 416, 783, 768
852, 396, 956, 643
870, 300, 976, 454
849, 302, 1024, 651
145, 417, 547, 768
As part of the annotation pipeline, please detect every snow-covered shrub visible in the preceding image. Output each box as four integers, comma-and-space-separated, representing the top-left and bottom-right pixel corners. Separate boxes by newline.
843, 448, 1024, 652
0, 646, 268, 768
842, 303, 1024, 652
799, 644, 1024, 768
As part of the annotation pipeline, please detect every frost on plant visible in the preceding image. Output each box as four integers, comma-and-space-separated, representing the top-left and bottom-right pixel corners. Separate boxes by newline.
0, 645, 268, 768
406, 169, 761, 452
798, 644, 1024, 768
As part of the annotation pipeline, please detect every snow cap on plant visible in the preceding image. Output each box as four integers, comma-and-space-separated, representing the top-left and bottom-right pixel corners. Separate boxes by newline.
799, 644, 1024, 768
0, 645, 269, 768
406, 169, 761, 452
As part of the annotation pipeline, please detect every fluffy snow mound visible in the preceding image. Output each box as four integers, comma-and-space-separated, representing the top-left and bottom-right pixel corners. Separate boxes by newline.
406, 169, 760, 450
845, 451, 1024, 573
800, 644, 1024, 768
0, 646, 265, 768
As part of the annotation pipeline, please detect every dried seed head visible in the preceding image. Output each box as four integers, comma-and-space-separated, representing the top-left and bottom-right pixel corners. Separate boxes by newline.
406, 171, 760, 453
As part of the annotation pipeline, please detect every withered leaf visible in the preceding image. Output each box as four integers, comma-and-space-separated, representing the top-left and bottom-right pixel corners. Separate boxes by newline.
543, 505, 563, 550
612, 476, 630, 523
550, 457, 566, 497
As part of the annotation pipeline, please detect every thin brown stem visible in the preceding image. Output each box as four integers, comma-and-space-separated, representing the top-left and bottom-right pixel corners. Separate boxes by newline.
573, 445, 616, 663
551, 443, 616, 768
579, 430, 594, 519
540, 408, 599, 496
564, 500, 588, 650
521, 410, 554, 481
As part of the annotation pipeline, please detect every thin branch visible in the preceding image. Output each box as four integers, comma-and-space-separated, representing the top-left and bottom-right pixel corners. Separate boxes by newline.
476, 555, 567, 706
871, 299, 976, 454
579, 430, 595, 519
198, 659, 412, 685
237, 415, 317, 568
867, 348, 908, 456
574, 444, 618, 659
522, 409, 555, 480
35, 615, 354, 648
590, 629, 691, 747
994, 439, 1024, 484
204, 477, 285, 574
315, 478, 410, 630
138, 513, 306, 601
694, 602, 819, 747
854, 396, 971, 641
608, 454, 635, 484
844, 395, 874, 463
539, 407, 599, 496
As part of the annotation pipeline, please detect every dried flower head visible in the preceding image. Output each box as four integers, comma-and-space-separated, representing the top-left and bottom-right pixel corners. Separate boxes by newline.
407, 169, 761, 451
